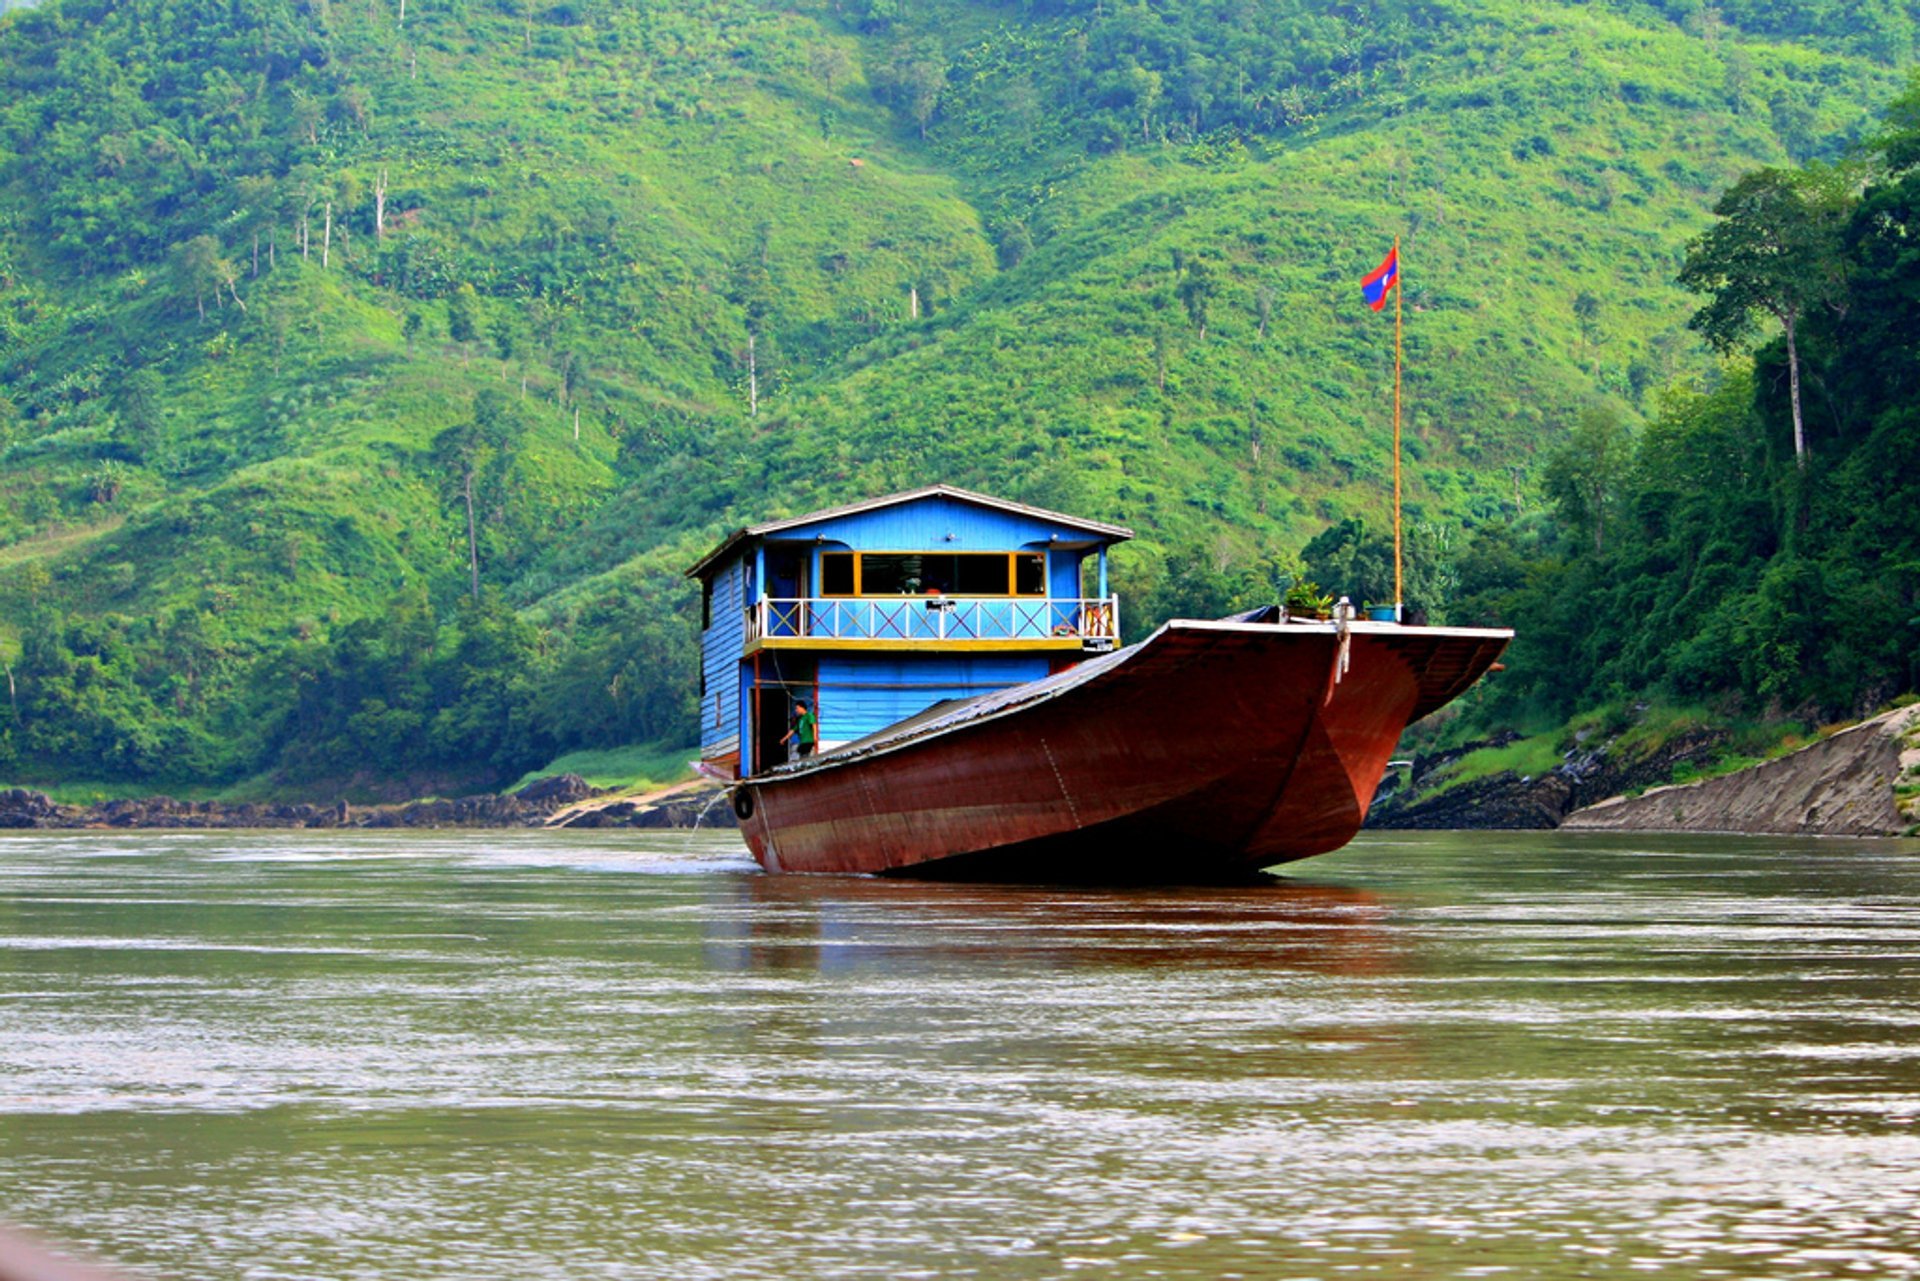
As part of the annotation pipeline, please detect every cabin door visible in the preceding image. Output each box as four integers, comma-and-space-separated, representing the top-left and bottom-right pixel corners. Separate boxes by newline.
767, 548, 809, 637
751, 654, 817, 774
754, 685, 791, 777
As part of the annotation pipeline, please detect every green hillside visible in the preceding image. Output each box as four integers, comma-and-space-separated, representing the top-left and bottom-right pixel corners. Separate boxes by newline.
0, 0, 1912, 792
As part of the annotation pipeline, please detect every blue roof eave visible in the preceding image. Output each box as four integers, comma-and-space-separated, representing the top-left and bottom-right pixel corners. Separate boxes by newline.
685, 484, 1133, 580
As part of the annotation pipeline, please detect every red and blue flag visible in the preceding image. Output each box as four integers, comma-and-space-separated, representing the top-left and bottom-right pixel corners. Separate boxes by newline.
1360, 246, 1399, 312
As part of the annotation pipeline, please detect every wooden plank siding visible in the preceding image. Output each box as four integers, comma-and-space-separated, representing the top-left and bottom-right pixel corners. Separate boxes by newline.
1047, 548, 1081, 599
699, 558, 746, 762
817, 653, 1052, 745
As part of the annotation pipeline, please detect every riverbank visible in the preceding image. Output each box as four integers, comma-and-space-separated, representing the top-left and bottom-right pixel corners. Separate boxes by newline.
1370, 702, 1920, 837
11, 702, 1916, 838
0, 775, 740, 832
1564, 704, 1920, 837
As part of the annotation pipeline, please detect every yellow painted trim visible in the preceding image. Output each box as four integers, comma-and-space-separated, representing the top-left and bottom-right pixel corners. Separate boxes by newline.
744, 637, 1090, 656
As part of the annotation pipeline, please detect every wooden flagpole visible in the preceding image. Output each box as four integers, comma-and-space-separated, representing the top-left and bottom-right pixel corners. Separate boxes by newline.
1393, 235, 1403, 621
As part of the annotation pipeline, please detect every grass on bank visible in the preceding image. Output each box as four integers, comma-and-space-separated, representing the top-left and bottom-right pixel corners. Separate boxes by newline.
509, 741, 700, 795
1404, 700, 1842, 806
6, 738, 698, 807
0, 779, 229, 806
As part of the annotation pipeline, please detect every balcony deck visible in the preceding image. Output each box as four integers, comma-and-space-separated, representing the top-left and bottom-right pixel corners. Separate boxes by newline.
742, 596, 1120, 654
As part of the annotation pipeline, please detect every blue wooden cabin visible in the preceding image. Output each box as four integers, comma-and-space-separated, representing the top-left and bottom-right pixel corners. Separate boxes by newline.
687, 486, 1132, 778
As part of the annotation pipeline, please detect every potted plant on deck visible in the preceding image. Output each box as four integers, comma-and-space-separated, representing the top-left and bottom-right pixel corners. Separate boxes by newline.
1283, 580, 1335, 621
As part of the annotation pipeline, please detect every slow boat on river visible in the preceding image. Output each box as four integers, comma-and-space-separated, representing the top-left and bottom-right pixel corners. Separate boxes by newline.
688, 486, 1510, 880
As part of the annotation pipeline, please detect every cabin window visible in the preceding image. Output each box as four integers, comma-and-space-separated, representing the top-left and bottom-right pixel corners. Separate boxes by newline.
1015, 553, 1046, 596
818, 552, 1047, 597
821, 552, 855, 596
701, 580, 713, 630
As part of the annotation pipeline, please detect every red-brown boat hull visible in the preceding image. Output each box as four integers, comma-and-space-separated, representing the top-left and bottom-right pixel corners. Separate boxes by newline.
733, 620, 1510, 880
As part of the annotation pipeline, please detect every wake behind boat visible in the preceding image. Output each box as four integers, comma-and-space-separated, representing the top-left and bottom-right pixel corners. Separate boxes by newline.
689, 486, 1510, 880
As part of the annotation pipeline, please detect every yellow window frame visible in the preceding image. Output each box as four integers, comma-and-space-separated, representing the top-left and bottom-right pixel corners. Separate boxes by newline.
817, 550, 1048, 598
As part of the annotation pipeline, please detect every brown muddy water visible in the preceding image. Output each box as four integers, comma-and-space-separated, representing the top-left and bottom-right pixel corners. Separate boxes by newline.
4, 829, 1920, 1279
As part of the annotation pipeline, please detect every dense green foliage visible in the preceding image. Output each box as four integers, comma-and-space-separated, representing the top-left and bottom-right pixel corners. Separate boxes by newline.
1447, 84, 1920, 724
0, 0, 1915, 790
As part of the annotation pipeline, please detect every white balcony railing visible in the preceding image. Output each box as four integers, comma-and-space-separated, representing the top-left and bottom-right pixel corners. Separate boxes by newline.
745, 597, 1120, 647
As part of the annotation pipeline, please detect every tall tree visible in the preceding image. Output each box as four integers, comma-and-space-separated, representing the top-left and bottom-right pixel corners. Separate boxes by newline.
432, 391, 515, 602
1177, 257, 1215, 340
110, 368, 163, 462
168, 235, 226, 320
1542, 405, 1634, 555
1678, 165, 1856, 468
448, 282, 481, 348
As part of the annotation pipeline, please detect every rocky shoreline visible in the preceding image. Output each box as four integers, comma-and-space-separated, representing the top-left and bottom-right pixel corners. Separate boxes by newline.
1370, 705, 1920, 837
0, 775, 741, 833
1365, 723, 1731, 831
1563, 706, 1920, 837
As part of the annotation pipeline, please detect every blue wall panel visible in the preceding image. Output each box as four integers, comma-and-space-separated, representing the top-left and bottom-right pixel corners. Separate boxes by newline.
816, 653, 1050, 743
699, 559, 745, 759
1048, 549, 1082, 599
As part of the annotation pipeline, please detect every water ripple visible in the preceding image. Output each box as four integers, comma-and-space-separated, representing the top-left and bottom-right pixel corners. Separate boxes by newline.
3, 829, 1920, 1278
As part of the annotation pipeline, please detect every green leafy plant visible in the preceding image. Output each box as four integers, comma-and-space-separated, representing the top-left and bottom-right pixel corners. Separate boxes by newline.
1284, 580, 1334, 618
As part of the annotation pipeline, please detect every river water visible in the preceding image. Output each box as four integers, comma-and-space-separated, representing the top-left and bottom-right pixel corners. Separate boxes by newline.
5, 830, 1920, 1279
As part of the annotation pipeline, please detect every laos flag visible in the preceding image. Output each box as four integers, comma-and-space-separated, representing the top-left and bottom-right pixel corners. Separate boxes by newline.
1360, 246, 1399, 312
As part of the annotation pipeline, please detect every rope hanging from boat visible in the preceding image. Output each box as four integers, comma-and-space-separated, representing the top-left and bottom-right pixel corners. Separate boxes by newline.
1323, 601, 1354, 706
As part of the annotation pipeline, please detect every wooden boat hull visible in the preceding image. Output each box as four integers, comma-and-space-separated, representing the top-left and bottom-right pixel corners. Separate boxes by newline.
733, 619, 1511, 881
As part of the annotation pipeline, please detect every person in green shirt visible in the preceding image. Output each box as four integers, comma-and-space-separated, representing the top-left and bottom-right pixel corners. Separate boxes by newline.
781, 700, 818, 762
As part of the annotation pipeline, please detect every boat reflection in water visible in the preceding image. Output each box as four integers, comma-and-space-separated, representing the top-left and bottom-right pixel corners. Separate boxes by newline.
700, 871, 1397, 978
693, 869, 1422, 1134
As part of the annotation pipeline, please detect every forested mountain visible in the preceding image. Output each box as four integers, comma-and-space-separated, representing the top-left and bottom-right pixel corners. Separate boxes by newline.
0, 0, 1914, 794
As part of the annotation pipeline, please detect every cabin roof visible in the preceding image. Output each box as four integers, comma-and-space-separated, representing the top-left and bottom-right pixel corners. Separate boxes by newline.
685, 484, 1134, 579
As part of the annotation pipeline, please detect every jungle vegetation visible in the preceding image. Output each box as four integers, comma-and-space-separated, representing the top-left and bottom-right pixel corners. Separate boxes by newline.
0, 0, 1915, 794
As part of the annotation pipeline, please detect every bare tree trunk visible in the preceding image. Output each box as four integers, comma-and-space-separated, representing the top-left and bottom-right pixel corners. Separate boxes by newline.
269, 229, 276, 269
374, 168, 388, 242
252, 232, 260, 277
747, 332, 758, 417
1785, 315, 1806, 468
908, 284, 920, 320
521, 370, 528, 399
398, 0, 405, 21
463, 469, 480, 603
301, 213, 310, 259
322, 202, 332, 268
573, 405, 580, 442
226, 277, 248, 313
410, 49, 418, 79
